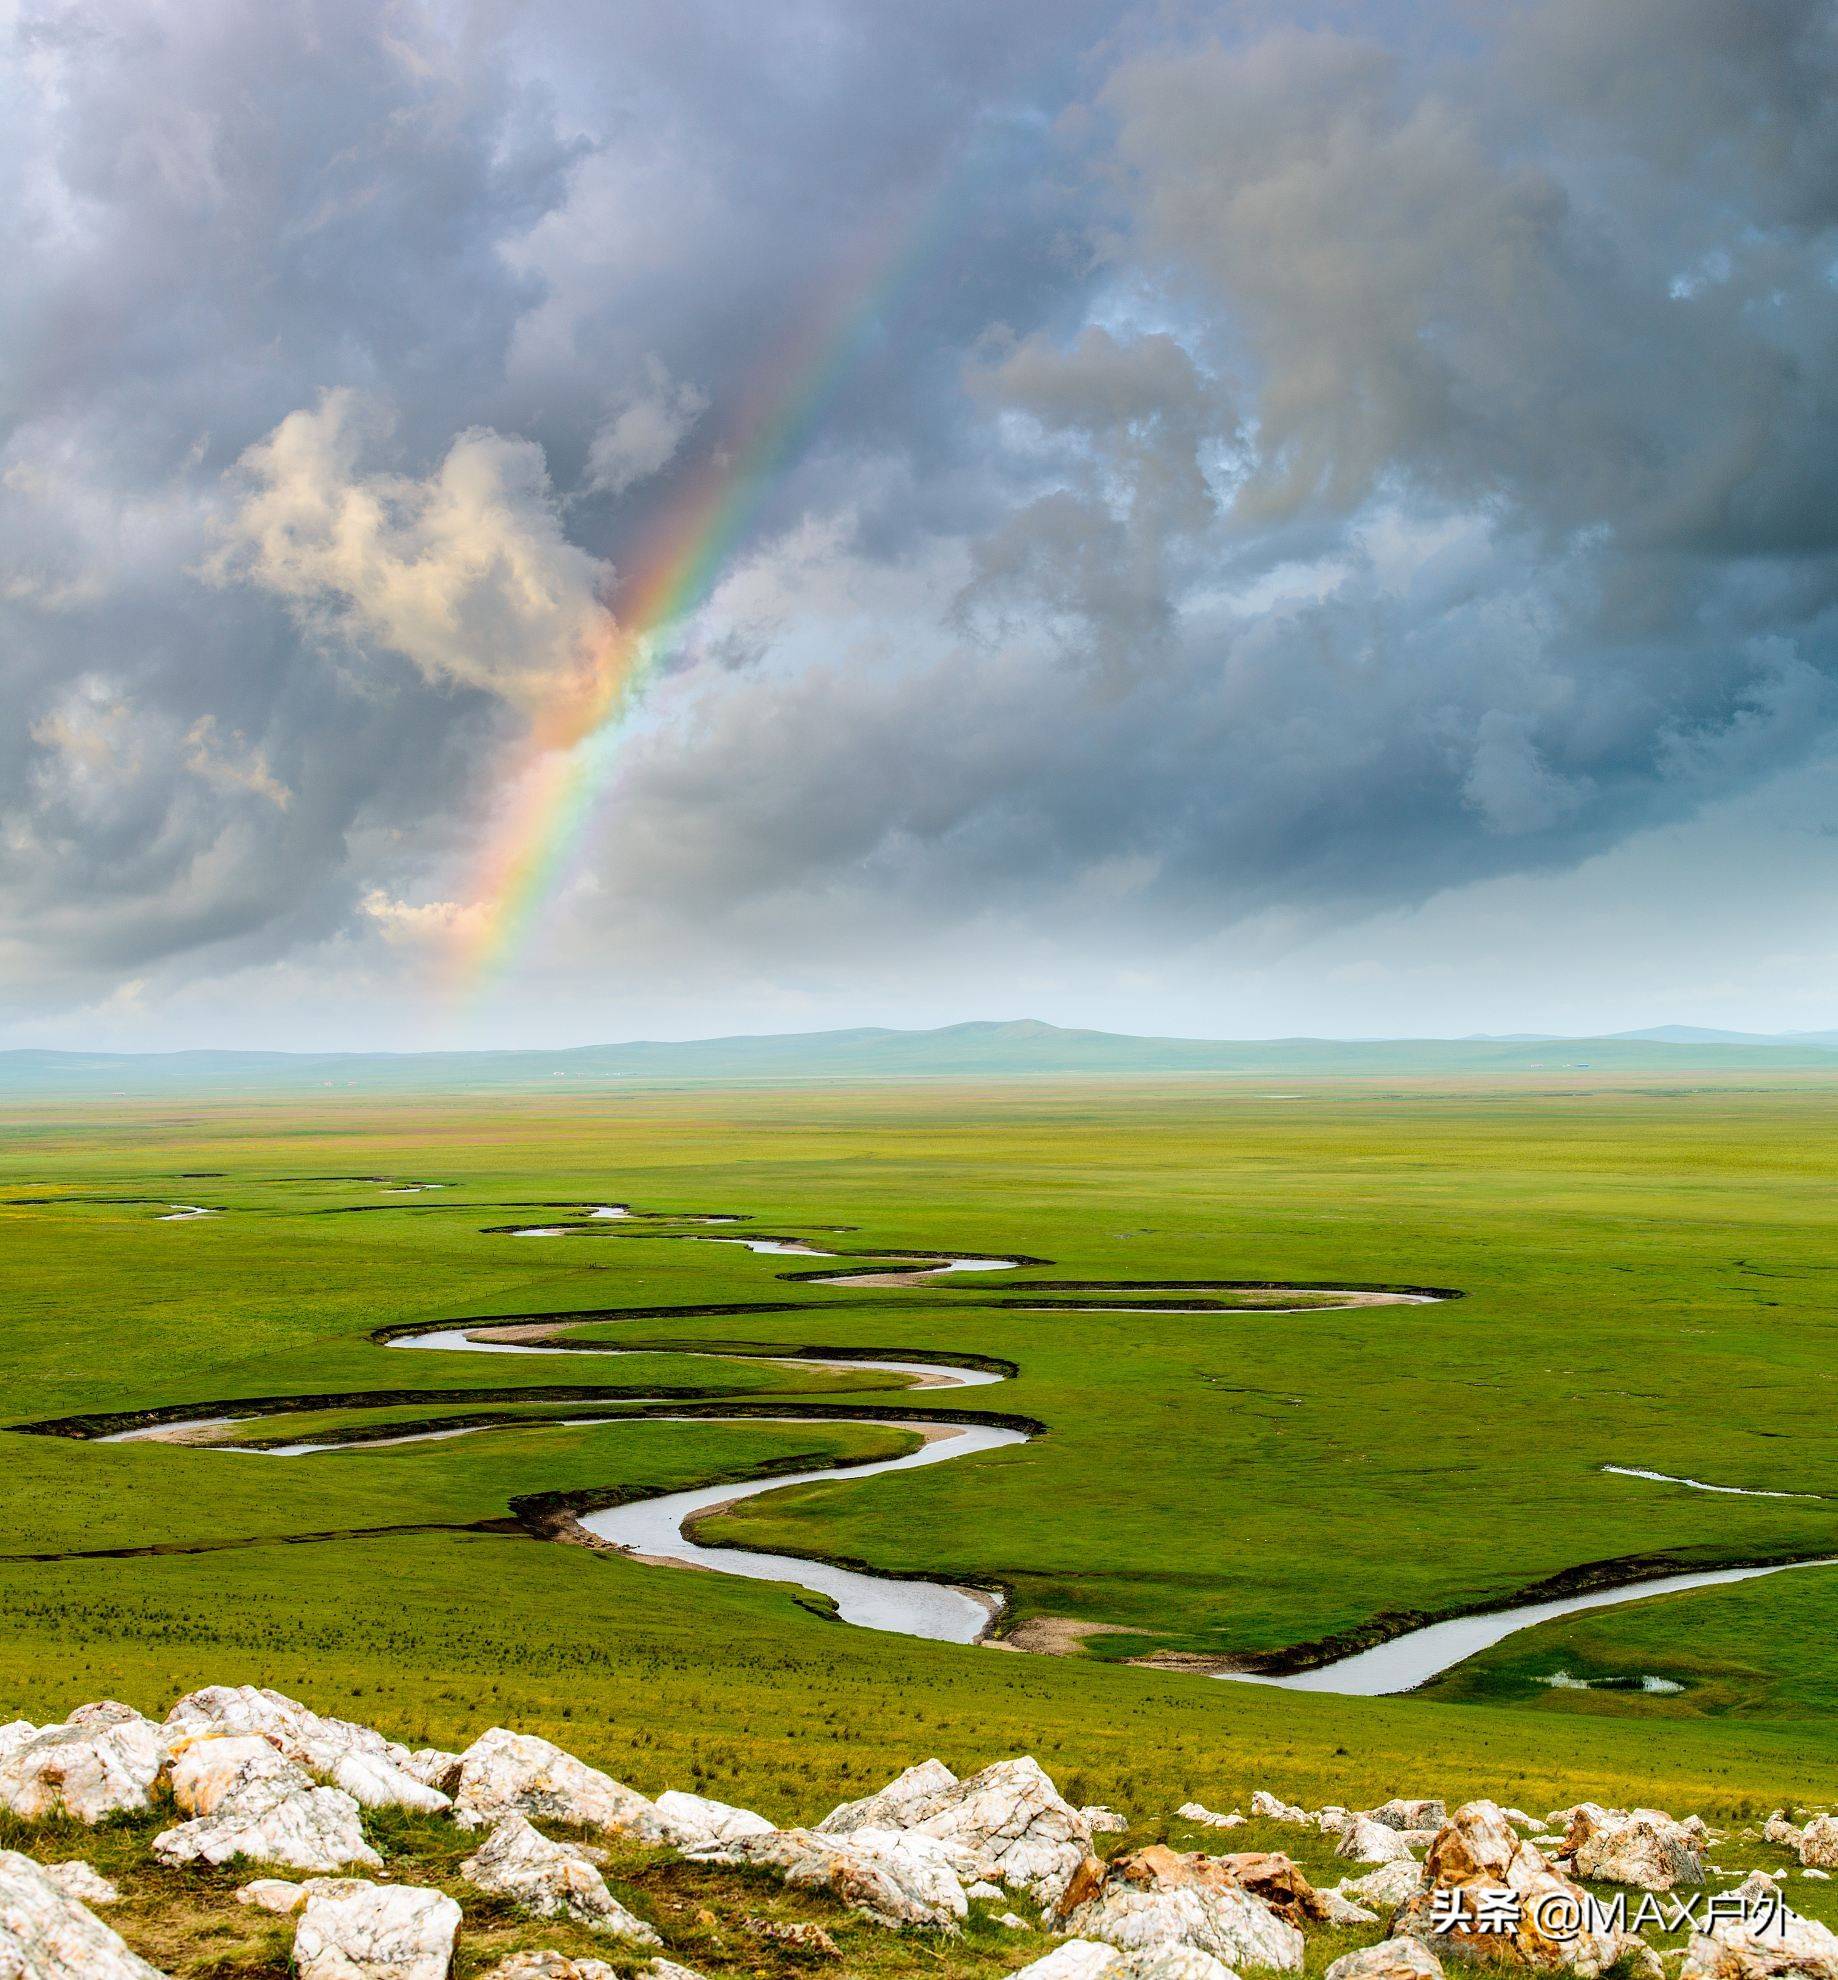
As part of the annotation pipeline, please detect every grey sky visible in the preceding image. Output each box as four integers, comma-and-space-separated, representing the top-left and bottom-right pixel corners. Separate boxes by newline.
3, 0, 1835, 1048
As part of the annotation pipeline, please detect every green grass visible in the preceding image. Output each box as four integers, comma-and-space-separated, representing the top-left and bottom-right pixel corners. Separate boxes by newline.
6, 1070, 1838, 1909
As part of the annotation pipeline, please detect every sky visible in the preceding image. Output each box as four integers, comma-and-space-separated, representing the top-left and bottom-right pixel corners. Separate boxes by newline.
3, 0, 1836, 1051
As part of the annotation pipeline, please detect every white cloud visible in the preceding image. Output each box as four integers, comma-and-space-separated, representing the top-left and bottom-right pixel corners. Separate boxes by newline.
580, 357, 708, 499
206, 391, 627, 742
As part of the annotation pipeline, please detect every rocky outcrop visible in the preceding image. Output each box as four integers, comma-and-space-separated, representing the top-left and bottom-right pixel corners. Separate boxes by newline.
291, 1877, 461, 1980
1055, 1846, 1306, 1970
1204, 1850, 1336, 1926
652, 1788, 775, 1848
1251, 1791, 1310, 1825
816, 1755, 1092, 1906
402, 1749, 464, 1795
1084, 1806, 1130, 1835
0, 1849, 165, 1979
1338, 1817, 1419, 1866
459, 1814, 660, 1942
1765, 1814, 1807, 1849
688, 1826, 968, 1930
1327, 1940, 1447, 1980
1177, 1803, 1244, 1830
0, 1703, 165, 1823
1569, 1809, 1705, 1891
450, 1729, 668, 1841
153, 1775, 381, 1873
1394, 1800, 1657, 1977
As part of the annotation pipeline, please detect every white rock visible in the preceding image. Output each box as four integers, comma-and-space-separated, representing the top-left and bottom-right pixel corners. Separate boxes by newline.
328, 1751, 451, 1814
400, 1750, 462, 1795
1177, 1803, 1244, 1830
169, 1733, 309, 1817
1573, 1808, 1706, 1890
652, 1788, 774, 1848
153, 1776, 381, 1873
968, 1879, 1004, 1899
1369, 1801, 1447, 1833
1340, 1860, 1425, 1908
163, 1687, 411, 1779
1808, 1870, 1833, 1881
1325, 1941, 1445, 1980
450, 1728, 667, 1841
476, 1957, 624, 1980
1060, 1879, 1302, 1970
1679, 1887, 1838, 1980
687, 1825, 966, 1930
817, 1758, 960, 1832
1009, 1946, 1124, 1980
460, 1813, 660, 1942
0, 1705, 165, 1823
1801, 1818, 1838, 1870
236, 1878, 307, 1913
0, 1724, 38, 1763
292, 1877, 461, 1980
1250, 1790, 1309, 1825
1337, 1817, 1417, 1865
817, 1755, 1091, 1906
1083, 1806, 1131, 1835
41, 1860, 121, 1906
1319, 1889, 1381, 1925
0, 1848, 164, 1978
1765, 1813, 1807, 1849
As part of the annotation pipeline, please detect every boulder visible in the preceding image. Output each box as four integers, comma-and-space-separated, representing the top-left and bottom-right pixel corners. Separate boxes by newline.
1343, 1860, 1427, 1909
1338, 1818, 1419, 1866
236, 1878, 307, 1914
41, 1861, 121, 1906
1010, 1947, 1239, 1980
688, 1826, 966, 1930
1056, 1846, 1305, 1970
1177, 1804, 1244, 1831
1394, 1800, 1657, 1977
1372, 1802, 1449, 1833
459, 1814, 659, 1942
818, 1758, 959, 1832
153, 1775, 381, 1873
162, 1687, 448, 1814
327, 1752, 452, 1814
1084, 1806, 1131, 1835
0, 1705, 165, 1822
0, 1722, 37, 1761
1572, 1810, 1706, 1891
169, 1733, 309, 1817
1800, 1819, 1838, 1870
449, 1729, 668, 1842
0, 1849, 165, 1979
1764, 1814, 1806, 1850
1208, 1850, 1335, 1925
652, 1788, 775, 1849
1250, 1791, 1309, 1825
816, 1755, 1091, 1906
1318, 1807, 1356, 1837
292, 1877, 461, 1980
1327, 1942, 1447, 1980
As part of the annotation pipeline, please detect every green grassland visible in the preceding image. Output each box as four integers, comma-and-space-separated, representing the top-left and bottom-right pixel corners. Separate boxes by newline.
5, 1073, 1838, 1846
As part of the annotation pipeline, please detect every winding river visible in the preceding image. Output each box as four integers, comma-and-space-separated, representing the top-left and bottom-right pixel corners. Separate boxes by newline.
53, 1201, 1833, 1693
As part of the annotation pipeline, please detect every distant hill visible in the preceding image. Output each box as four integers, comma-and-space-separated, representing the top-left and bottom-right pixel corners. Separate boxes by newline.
3, 1018, 1838, 1096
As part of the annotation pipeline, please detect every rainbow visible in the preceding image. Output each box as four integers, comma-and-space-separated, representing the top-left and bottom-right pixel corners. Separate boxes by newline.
450, 193, 949, 990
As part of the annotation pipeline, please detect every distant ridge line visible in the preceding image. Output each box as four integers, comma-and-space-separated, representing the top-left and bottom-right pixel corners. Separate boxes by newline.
3, 1018, 1838, 1094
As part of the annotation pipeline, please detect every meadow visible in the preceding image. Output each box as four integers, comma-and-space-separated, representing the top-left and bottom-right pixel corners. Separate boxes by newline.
6, 1072, 1838, 1837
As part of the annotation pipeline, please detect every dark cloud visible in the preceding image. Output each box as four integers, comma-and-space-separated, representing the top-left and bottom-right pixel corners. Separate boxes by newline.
2, 0, 1835, 1030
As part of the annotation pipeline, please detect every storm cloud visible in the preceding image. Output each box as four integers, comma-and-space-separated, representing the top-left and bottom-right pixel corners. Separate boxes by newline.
2, 0, 1835, 1040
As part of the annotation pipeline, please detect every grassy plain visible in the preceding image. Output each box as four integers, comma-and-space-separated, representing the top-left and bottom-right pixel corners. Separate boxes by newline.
5, 1073, 1838, 1848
